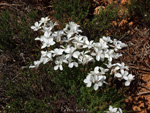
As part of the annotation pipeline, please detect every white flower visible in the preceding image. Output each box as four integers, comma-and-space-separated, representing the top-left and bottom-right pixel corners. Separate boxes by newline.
36, 31, 55, 49
40, 51, 52, 64
99, 67, 109, 75
111, 62, 129, 74
40, 57, 50, 64
64, 57, 78, 68
91, 38, 108, 61
119, 62, 129, 70
30, 51, 53, 68
72, 35, 84, 48
115, 62, 129, 70
88, 66, 101, 76
91, 47, 104, 61
78, 51, 94, 65
124, 74, 135, 86
105, 62, 113, 69
115, 69, 128, 80
47, 51, 53, 59
94, 66, 100, 74
113, 53, 122, 59
44, 31, 51, 38
64, 45, 80, 59
64, 46, 76, 58
118, 108, 123, 113
109, 105, 118, 113
112, 39, 127, 51
39, 17, 50, 25
118, 41, 128, 48
31, 22, 41, 31
93, 75, 100, 90
64, 27, 73, 38
54, 55, 66, 70
72, 51, 80, 59
104, 49, 115, 62
41, 38, 55, 49
53, 30, 64, 42
84, 66, 107, 90
64, 22, 82, 38
105, 105, 123, 113
94, 38, 108, 50
35, 36, 41, 41
93, 75, 106, 90
82, 37, 94, 49
29, 60, 41, 68
84, 74, 93, 87
41, 20, 58, 33
51, 48, 64, 57
69, 22, 82, 33
102, 36, 113, 43
47, 21, 58, 31
93, 66, 108, 75
94, 75, 107, 90
68, 61, 78, 68
54, 60, 63, 70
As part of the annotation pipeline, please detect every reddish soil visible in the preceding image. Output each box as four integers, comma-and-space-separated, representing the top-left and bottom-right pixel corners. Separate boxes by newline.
119, 28, 150, 113
125, 74, 150, 113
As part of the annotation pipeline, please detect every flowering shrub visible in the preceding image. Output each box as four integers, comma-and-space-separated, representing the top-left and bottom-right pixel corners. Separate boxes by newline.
30, 17, 135, 112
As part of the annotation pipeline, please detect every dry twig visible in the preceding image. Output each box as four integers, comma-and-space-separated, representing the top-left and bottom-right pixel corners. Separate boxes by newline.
0, 3, 22, 6
137, 91, 150, 95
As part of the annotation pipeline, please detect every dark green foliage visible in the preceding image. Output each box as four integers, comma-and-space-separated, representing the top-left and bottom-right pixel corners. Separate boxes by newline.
0, 11, 14, 51
53, 1, 120, 41
82, 3, 120, 41
53, 0, 91, 24
5, 67, 55, 113
5, 62, 127, 112
0, 10, 39, 53
128, 0, 150, 26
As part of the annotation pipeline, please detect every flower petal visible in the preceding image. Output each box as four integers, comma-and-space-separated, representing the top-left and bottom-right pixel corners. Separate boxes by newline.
73, 51, 80, 59
68, 63, 74, 68
94, 84, 99, 90
125, 81, 130, 86
87, 82, 92, 87
54, 66, 58, 70
115, 73, 122, 78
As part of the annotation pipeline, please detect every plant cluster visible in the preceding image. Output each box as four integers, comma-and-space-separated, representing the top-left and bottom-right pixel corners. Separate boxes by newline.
30, 17, 135, 112
30, 17, 134, 89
